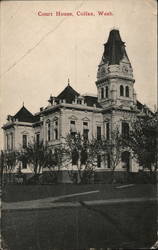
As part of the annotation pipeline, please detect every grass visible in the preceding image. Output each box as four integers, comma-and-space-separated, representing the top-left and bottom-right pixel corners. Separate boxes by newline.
2, 201, 157, 250
2, 184, 157, 249
2, 183, 156, 203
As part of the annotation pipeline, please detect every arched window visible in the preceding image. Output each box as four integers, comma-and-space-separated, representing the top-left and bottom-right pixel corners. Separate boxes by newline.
105, 86, 109, 98
120, 85, 124, 96
54, 129, 58, 140
125, 86, 129, 97
101, 87, 104, 99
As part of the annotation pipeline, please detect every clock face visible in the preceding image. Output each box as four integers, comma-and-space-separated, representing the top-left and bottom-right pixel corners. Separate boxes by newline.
101, 67, 105, 76
122, 65, 128, 73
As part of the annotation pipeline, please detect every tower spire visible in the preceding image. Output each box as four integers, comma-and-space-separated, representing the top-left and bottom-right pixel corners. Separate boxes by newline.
68, 78, 70, 86
96, 29, 135, 109
103, 29, 125, 65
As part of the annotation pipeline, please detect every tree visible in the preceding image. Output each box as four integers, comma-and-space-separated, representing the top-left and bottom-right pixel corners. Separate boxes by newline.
62, 128, 123, 184
18, 141, 54, 180
0, 150, 18, 184
0, 150, 5, 185
44, 146, 67, 184
63, 133, 101, 184
122, 113, 157, 174
18, 140, 69, 184
97, 128, 123, 183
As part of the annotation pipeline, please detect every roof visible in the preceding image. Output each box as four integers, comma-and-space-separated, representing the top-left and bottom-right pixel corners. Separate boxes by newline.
84, 95, 102, 108
14, 106, 35, 123
137, 100, 144, 111
56, 84, 79, 104
34, 114, 40, 123
103, 29, 127, 65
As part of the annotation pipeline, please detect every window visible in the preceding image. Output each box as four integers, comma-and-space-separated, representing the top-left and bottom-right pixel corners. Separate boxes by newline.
77, 100, 82, 104
97, 126, 101, 140
54, 129, 58, 140
106, 122, 110, 140
122, 122, 129, 139
81, 149, 87, 165
105, 86, 109, 98
83, 129, 89, 140
83, 122, 89, 140
72, 149, 79, 165
22, 135, 27, 148
101, 87, 104, 99
54, 120, 59, 140
107, 154, 111, 168
6, 134, 9, 150
10, 133, 13, 150
22, 160, 27, 169
121, 151, 130, 171
125, 86, 129, 97
120, 85, 124, 96
97, 155, 101, 168
36, 133, 40, 146
70, 120, 77, 136
47, 121, 51, 141
71, 120, 75, 125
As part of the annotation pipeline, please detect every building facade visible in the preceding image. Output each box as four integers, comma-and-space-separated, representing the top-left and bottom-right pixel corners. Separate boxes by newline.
2, 29, 150, 178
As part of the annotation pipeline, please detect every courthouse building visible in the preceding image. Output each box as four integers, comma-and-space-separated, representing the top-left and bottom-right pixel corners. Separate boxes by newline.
2, 29, 150, 177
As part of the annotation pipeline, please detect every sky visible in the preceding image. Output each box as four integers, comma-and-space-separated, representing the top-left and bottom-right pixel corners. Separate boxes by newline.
0, 0, 157, 149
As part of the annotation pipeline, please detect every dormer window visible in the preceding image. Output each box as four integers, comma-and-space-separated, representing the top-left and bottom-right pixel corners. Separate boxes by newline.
77, 100, 82, 104
120, 85, 124, 96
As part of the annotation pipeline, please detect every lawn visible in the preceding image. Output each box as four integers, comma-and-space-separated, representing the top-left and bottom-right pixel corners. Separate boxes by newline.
2, 183, 156, 203
2, 200, 157, 250
2, 184, 157, 249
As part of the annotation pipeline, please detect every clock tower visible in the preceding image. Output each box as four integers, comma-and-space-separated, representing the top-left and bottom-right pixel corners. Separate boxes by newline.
96, 29, 137, 109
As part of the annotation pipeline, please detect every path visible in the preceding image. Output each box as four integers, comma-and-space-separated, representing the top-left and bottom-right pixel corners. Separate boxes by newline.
2, 189, 157, 211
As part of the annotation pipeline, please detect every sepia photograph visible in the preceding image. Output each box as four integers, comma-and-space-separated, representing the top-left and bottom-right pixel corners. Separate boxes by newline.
0, 0, 157, 249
